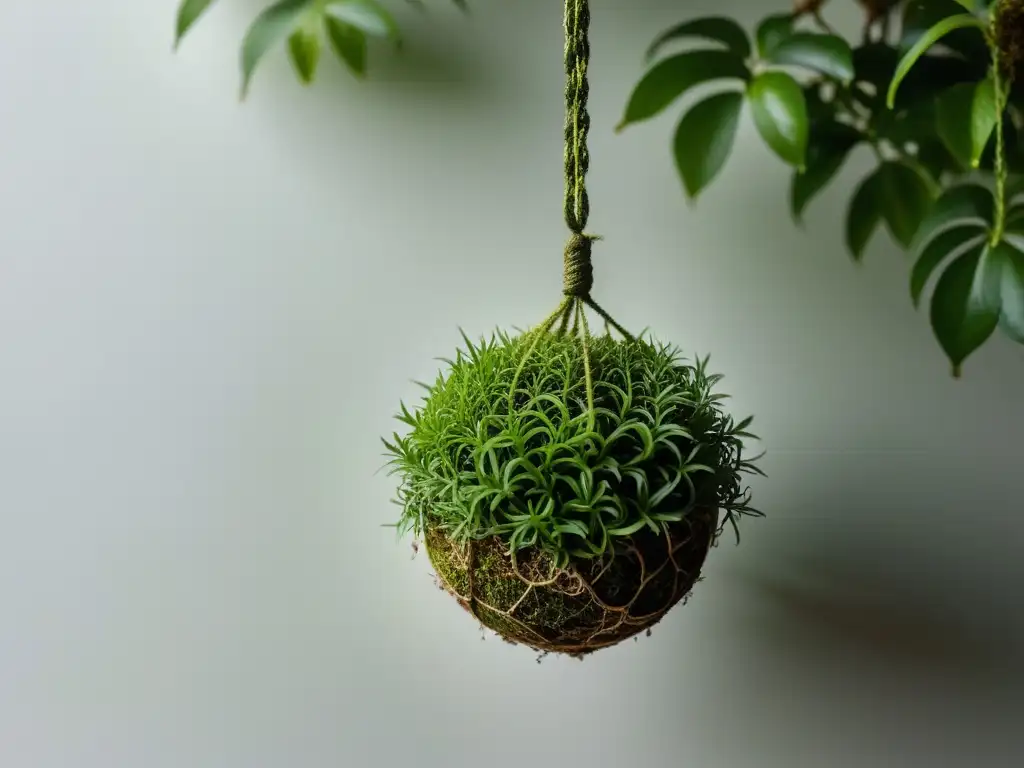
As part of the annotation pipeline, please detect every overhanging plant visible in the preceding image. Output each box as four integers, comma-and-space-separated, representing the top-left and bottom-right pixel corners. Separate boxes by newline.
174, 0, 1024, 377
615, 0, 1024, 378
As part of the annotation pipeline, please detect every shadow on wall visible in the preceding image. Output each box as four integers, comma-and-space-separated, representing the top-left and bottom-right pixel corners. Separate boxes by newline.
724, 503, 1024, 702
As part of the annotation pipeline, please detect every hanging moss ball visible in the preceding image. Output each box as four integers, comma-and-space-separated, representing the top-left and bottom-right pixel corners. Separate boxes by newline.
384, 330, 763, 657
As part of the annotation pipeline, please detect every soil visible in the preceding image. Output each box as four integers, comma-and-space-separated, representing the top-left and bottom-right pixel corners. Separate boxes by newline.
424, 507, 719, 657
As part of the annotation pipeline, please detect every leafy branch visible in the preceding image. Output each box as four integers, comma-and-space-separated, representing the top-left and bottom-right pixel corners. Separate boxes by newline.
174, 0, 456, 95
618, 0, 1024, 376
173, 0, 1024, 376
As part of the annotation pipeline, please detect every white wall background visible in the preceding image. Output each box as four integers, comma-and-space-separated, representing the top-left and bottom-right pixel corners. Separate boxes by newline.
2, 1, 1023, 766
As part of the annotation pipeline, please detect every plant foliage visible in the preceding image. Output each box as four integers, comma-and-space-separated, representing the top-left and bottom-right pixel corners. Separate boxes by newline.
173, 0, 1024, 376
617, 0, 1024, 376
174, 0, 413, 92
382, 330, 762, 567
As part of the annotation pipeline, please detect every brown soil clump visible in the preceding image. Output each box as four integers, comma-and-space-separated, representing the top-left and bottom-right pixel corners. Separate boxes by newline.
424, 507, 719, 657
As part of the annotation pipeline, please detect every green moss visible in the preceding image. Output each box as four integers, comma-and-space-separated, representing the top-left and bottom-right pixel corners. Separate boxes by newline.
424, 506, 718, 655
386, 328, 763, 654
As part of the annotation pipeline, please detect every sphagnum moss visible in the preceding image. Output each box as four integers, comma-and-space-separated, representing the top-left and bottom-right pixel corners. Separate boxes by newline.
383, 331, 763, 656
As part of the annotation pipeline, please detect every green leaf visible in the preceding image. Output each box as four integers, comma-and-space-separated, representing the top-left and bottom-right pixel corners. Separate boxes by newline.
288, 25, 321, 84
326, 17, 367, 75
977, 114, 1018, 173
1008, 176, 1024, 204
240, 0, 315, 99
175, 0, 217, 49
767, 33, 854, 82
871, 94, 934, 146
790, 156, 844, 222
901, 0, 975, 35
786, 120, 860, 222
973, 242, 1006, 311
646, 16, 751, 61
901, 0, 990, 65
846, 170, 883, 260
887, 55, 983, 111
607, 518, 649, 537
755, 13, 793, 58
935, 76, 999, 169
886, 14, 987, 108
875, 161, 934, 248
747, 71, 808, 168
790, 122, 861, 222
1009, 198, 1024, 229
555, 520, 589, 539
997, 241, 1024, 342
859, 29, 981, 109
852, 42, 898, 90
914, 138, 962, 183
673, 91, 744, 200
913, 182, 995, 249
617, 50, 749, 131
930, 244, 1001, 376
1008, 204, 1024, 232
910, 224, 987, 306
325, 0, 399, 40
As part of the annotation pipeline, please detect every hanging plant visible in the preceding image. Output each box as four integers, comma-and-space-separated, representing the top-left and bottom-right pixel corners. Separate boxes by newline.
384, 334, 762, 655
172, 0, 1024, 377
173, 0, 765, 656
381, 1, 764, 656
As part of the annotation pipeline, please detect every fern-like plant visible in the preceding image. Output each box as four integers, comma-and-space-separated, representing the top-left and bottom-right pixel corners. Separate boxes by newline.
383, 330, 762, 655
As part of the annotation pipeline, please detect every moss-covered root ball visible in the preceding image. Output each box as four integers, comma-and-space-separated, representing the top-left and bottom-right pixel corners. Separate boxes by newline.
425, 506, 719, 655
384, 330, 763, 657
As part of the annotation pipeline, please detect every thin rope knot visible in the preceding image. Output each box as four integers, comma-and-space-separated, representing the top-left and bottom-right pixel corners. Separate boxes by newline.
563, 232, 596, 297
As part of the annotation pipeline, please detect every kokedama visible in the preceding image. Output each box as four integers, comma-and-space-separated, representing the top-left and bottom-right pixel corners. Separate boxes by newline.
384, 333, 762, 655
381, 0, 764, 657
